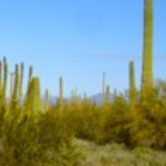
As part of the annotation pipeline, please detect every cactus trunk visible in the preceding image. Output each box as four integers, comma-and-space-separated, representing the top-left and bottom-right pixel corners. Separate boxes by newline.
44, 88, 50, 110
0, 61, 2, 92
19, 62, 24, 105
105, 84, 111, 104
141, 0, 153, 99
11, 64, 19, 109
129, 60, 136, 103
28, 65, 33, 84
3, 57, 8, 102
102, 72, 107, 104
58, 76, 64, 107
24, 77, 41, 114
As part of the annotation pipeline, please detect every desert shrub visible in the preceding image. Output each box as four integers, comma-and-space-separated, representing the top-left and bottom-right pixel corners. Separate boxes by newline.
0, 108, 80, 166
129, 90, 166, 149
129, 109, 155, 148
56, 91, 166, 150
98, 96, 132, 146
60, 100, 101, 141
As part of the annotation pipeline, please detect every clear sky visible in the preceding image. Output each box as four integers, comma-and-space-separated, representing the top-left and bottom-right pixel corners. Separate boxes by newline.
0, 0, 166, 97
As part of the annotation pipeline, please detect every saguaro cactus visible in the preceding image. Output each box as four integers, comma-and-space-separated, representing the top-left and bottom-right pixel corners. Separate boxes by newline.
0, 61, 2, 92
26, 65, 33, 100
19, 62, 24, 104
0, 61, 3, 107
114, 88, 117, 99
129, 60, 136, 103
24, 79, 33, 113
105, 84, 110, 104
10, 72, 15, 99
141, 0, 153, 98
11, 64, 19, 109
28, 65, 33, 84
24, 77, 41, 113
58, 76, 64, 107
3, 57, 8, 101
44, 88, 50, 110
102, 72, 106, 101
32, 77, 41, 112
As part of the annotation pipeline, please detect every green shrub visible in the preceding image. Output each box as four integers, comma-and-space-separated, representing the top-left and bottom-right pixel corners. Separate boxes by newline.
0, 109, 80, 166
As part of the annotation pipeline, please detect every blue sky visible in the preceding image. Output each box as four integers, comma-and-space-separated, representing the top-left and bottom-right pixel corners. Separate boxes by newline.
0, 0, 166, 97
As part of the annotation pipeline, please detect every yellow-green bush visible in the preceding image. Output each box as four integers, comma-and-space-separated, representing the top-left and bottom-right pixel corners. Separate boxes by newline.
0, 57, 166, 166
0, 108, 80, 166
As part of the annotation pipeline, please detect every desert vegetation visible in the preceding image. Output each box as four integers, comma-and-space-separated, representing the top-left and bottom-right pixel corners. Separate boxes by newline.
0, 0, 166, 165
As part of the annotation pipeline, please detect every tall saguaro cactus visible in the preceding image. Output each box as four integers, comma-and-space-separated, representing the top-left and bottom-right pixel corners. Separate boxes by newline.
44, 88, 50, 110
24, 79, 33, 113
58, 76, 64, 107
32, 77, 41, 112
24, 77, 41, 114
105, 84, 111, 104
11, 64, 19, 109
26, 65, 33, 99
0, 61, 3, 108
141, 0, 153, 99
102, 72, 106, 98
102, 72, 106, 104
10, 72, 15, 99
0, 61, 2, 92
3, 57, 8, 101
28, 65, 33, 84
129, 60, 136, 103
19, 62, 24, 104
114, 88, 117, 100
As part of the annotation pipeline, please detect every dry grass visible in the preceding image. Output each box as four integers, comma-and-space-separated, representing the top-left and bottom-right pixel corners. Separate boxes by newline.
74, 139, 166, 166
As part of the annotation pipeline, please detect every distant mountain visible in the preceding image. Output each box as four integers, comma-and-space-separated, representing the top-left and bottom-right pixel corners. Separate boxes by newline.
45, 93, 115, 105
89, 93, 114, 104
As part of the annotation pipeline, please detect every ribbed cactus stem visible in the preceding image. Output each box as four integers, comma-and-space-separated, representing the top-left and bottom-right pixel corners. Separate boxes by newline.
24, 77, 41, 113
32, 77, 41, 112
28, 65, 33, 84
141, 0, 153, 99
19, 62, 24, 104
114, 88, 117, 100
0, 61, 2, 92
0, 61, 2, 108
44, 88, 50, 110
26, 65, 33, 99
58, 76, 64, 106
24, 79, 33, 113
11, 64, 19, 109
10, 72, 15, 101
129, 60, 136, 103
105, 84, 111, 103
102, 72, 106, 101
3, 57, 8, 101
